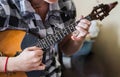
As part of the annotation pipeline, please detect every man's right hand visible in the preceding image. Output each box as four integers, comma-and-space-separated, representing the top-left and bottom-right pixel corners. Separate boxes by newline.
7, 46, 45, 72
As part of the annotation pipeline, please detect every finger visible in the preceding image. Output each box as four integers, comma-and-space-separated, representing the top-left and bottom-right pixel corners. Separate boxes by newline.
32, 61, 42, 67
33, 55, 43, 62
71, 35, 84, 41
80, 19, 91, 25
79, 15, 91, 25
72, 30, 80, 37
77, 30, 88, 38
31, 57, 43, 68
76, 26, 88, 36
30, 63, 46, 71
34, 50, 44, 56
35, 55, 43, 63
36, 63, 46, 70
30, 51, 43, 60
26, 46, 42, 51
72, 29, 88, 40
77, 23, 89, 30
36, 55, 43, 59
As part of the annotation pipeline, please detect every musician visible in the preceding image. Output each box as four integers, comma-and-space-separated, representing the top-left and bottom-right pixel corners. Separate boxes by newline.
0, 0, 91, 77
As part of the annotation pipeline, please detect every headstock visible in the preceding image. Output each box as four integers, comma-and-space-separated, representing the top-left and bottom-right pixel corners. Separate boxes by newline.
85, 1, 118, 21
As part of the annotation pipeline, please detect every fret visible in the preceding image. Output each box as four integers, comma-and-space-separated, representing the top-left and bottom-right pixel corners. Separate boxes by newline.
51, 36, 56, 44
39, 40, 43, 48
44, 38, 50, 47
60, 29, 67, 37
40, 44, 44, 49
48, 36, 55, 46
39, 40, 43, 46
69, 26, 73, 32
43, 39, 49, 48
51, 34, 57, 44
68, 26, 72, 33
41, 39, 47, 48
54, 33, 60, 41
52, 34, 57, 42
59, 30, 65, 38
46, 36, 52, 46
85, 15, 92, 21
63, 28, 69, 35
49, 35, 55, 45
37, 39, 42, 47
40, 41, 44, 49
39, 43, 44, 49
70, 24, 76, 31
66, 26, 72, 33
38, 41, 41, 47
65, 28, 69, 34
57, 31, 63, 39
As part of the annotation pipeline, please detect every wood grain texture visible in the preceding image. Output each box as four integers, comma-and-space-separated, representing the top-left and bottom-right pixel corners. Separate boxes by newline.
0, 30, 27, 77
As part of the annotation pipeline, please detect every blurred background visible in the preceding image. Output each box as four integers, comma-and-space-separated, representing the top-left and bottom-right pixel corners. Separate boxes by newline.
62, 0, 120, 77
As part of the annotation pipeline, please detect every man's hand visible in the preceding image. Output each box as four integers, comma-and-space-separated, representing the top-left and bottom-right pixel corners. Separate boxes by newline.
71, 16, 91, 41
7, 46, 45, 72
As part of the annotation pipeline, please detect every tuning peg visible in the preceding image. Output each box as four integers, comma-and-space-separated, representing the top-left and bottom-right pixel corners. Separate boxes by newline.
108, 1, 118, 12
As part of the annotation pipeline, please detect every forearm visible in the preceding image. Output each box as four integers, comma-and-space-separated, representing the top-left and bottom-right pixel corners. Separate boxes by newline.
0, 57, 6, 72
60, 18, 91, 56
0, 57, 17, 72
59, 34, 84, 56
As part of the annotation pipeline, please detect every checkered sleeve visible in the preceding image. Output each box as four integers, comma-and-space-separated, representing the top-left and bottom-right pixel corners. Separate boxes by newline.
0, 1, 8, 31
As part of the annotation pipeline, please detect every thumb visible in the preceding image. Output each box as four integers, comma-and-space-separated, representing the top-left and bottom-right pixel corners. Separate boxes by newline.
36, 63, 46, 70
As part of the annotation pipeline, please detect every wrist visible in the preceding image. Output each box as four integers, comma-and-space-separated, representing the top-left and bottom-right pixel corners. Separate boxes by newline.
4, 57, 9, 72
7, 57, 18, 72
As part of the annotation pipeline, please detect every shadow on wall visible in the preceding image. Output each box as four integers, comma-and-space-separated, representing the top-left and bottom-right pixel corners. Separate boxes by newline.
92, 21, 120, 77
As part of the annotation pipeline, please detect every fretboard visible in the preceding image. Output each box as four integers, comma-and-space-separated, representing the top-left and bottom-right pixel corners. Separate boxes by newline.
36, 15, 92, 50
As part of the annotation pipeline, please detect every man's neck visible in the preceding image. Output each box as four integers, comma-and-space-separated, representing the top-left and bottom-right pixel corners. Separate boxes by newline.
29, 0, 49, 22
29, 0, 48, 8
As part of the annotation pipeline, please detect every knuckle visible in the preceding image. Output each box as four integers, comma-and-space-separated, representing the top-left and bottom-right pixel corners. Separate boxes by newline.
36, 63, 41, 67
40, 50, 44, 55
32, 58, 38, 63
38, 66, 45, 70
33, 64, 39, 68
32, 46, 37, 49
40, 55, 43, 59
33, 46, 37, 48
31, 51, 36, 56
37, 50, 43, 55
25, 47, 29, 50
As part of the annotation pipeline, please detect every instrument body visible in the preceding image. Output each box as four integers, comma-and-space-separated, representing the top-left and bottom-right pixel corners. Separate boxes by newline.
0, 30, 27, 77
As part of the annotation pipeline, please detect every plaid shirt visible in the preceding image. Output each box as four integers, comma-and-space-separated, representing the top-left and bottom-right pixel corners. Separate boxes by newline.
0, 0, 76, 77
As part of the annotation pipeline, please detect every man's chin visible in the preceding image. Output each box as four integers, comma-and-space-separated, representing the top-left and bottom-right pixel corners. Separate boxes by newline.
44, 0, 58, 4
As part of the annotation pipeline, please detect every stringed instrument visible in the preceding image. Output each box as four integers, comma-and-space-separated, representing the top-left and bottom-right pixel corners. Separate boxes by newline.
0, 1, 118, 77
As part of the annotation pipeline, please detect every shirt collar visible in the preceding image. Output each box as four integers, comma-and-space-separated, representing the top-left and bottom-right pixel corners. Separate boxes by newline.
49, 2, 60, 11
